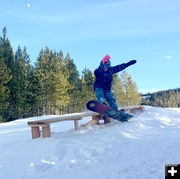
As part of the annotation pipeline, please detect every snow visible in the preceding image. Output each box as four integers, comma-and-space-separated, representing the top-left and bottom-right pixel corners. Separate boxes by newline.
1, 106, 180, 179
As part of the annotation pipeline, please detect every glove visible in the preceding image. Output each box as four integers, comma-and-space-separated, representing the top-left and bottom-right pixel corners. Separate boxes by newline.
126, 60, 137, 67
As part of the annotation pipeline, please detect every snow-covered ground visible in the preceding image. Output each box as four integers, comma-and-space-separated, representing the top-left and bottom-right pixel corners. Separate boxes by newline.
0, 106, 180, 179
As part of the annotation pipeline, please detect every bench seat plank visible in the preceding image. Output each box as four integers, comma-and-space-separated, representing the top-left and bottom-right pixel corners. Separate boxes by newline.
28, 111, 99, 126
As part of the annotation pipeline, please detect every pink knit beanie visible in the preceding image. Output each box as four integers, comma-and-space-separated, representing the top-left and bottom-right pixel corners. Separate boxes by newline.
102, 54, 111, 64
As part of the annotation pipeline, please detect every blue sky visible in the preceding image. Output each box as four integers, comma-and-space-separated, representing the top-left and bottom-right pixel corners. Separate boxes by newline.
0, 0, 180, 93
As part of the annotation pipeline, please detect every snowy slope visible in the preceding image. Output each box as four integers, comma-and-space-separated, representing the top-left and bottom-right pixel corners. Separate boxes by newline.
0, 106, 180, 179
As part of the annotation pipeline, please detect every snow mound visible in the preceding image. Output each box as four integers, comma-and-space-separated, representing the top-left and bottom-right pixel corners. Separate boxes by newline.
0, 106, 180, 179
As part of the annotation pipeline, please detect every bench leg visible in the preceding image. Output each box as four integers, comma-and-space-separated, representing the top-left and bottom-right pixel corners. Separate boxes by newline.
74, 120, 79, 130
104, 115, 111, 124
98, 115, 111, 124
92, 115, 100, 124
31, 126, 40, 139
80, 115, 100, 127
42, 124, 51, 138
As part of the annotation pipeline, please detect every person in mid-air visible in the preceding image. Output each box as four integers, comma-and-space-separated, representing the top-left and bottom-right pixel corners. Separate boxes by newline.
94, 54, 136, 110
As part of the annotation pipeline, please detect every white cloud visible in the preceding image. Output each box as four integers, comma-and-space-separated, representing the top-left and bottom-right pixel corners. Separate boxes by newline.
27, 3, 31, 8
164, 56, 172, 59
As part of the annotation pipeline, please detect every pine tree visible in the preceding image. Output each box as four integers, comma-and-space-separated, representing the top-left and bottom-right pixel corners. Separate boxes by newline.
0, 50, 12, 122
168, 91, 177, 107
119, 71, 141, 106
35, 47, 70, 115
81, 67, 96, 108
63, 53, 81, 113
12, 46, 28, 118
79, 76, 87, 110
1, 27, 14, 72
25, 63, 40, 117
112, 74, 125, 107
49, 56, 70, 114
0, 27, 15, 121
19, 47, 36, 117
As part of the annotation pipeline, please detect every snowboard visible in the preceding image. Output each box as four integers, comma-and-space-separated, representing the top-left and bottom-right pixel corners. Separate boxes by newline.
86, 100, 134, 122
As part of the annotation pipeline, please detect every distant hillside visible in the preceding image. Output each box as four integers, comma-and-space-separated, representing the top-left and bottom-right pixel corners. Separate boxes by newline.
141, 88, 180, 107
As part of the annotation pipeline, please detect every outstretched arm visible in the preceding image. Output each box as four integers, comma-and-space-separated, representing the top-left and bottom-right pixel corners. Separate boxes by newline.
126, 60, 136, 67
112, 60, 137, 74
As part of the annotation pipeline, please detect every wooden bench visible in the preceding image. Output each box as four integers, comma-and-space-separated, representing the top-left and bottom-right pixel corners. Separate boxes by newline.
27, 111, 101, 139
28, 105, 144, 139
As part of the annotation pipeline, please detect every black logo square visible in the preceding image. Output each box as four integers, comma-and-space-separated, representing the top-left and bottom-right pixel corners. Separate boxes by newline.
165, 164, 180, 179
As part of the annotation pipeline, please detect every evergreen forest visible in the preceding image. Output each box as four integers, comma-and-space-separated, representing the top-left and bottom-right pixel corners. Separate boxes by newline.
141, 88, 180, 107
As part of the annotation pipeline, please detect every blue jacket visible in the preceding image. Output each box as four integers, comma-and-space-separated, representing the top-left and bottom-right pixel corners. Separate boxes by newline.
94, 63, 128, 91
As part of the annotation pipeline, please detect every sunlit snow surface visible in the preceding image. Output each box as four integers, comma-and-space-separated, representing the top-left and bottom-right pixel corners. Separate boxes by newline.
0, 106, 180, 179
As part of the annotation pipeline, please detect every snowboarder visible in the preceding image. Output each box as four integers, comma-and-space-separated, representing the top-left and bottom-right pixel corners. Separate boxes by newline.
94, 54, 136, 110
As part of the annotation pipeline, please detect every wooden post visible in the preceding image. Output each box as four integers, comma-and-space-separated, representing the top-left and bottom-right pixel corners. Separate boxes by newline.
81, 114, 100, 127
42, 124, 51, 138
31, 126, 40, 139
129, 106, 144, 114
104, 115, 111, 124
74, 119, 79, 130
92, 115, 100, 125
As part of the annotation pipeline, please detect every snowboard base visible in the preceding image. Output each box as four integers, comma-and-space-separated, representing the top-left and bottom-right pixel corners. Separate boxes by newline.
86, 100, 134, 122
